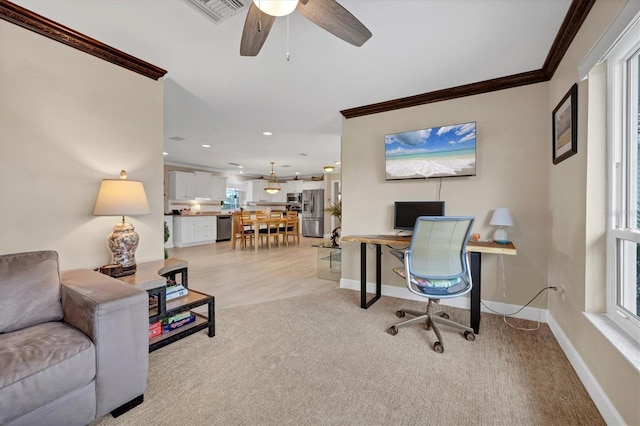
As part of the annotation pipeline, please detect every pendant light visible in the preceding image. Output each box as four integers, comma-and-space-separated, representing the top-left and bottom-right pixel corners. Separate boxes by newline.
264, 162, 281, 194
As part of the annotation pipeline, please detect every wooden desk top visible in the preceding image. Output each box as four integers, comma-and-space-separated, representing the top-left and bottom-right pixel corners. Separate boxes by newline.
341, 235, 516, 255
116, 258, 188, 290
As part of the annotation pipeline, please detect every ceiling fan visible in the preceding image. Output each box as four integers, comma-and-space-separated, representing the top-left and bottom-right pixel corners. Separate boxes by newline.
240, 0, 372, 56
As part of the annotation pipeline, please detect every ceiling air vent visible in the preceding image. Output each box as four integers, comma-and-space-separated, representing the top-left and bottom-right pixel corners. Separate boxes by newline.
188, 0, 248, 25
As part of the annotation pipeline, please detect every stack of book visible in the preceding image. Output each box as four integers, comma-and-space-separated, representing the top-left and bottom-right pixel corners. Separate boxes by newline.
166, 283, 188, 301
161, 312, 196, 333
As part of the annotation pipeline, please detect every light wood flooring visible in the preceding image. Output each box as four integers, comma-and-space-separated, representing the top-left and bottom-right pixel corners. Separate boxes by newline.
166, 236, 338, 311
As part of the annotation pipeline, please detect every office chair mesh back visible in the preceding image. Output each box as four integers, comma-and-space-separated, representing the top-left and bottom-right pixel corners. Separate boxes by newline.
388, 216, 477, 353
409, 217, 473, 279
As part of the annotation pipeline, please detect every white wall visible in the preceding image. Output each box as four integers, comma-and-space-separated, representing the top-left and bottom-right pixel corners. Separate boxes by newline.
0, 19, 164, 271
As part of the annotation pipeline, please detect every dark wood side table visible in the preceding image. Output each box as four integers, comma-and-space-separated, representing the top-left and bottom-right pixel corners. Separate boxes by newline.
116, 258, 215, 352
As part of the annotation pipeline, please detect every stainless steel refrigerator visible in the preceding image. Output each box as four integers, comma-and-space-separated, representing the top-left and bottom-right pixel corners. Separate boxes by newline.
302, 189, 324, 237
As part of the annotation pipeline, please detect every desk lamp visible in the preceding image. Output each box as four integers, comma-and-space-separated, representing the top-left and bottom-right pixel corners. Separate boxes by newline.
490, 207, 513, 245
93, 170, 150, 276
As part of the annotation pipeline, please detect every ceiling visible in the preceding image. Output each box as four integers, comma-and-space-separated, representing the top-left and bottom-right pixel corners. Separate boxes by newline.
13, 0, 572, 179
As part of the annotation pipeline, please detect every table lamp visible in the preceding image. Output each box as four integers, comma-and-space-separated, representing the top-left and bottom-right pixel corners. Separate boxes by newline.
490, 207, 513, 245
93, 170, 150, 276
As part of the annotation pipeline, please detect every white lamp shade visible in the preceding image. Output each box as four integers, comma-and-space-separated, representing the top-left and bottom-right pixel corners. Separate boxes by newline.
93, 179, 150, 216
489, 208, 513, 227
253, 0, 298, 16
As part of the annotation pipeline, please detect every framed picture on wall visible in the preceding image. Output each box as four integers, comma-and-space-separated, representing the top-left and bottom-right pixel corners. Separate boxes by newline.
552, 83, 578, 164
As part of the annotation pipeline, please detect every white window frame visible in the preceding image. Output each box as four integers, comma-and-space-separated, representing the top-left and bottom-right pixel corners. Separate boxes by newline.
606, 13, 640, 343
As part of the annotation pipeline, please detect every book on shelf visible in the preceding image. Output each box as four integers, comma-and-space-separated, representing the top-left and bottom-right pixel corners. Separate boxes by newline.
161, 311, 192, 325
149, 321, 162, 339
166, 284, 188, 300
161, 313, 196, 333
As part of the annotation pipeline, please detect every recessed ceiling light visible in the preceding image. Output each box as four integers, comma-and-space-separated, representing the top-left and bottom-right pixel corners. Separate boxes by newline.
163, 152, 168, 156
202, 144, 211, 148
238, 165, 244, 169
335, 161, 341, 165
295, 172, 300, 175
262, 131, 272, 136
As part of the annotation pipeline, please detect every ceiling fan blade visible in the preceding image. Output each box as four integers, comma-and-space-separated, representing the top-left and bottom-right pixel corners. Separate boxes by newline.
240, 3, 276, 56
296, 0, 372, 47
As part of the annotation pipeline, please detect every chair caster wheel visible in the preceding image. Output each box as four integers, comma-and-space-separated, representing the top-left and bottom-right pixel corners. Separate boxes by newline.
441, 313, 449, 319
464, 331, 476, 341
396, 311, 405, 318
387, 326, 398, 336
434, 342, 444, 353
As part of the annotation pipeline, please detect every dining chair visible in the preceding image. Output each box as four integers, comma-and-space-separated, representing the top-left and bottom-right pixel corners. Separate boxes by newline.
269, 211, 284, 247
232, 211, 254, 250
283, 211, 300, 245
387, 216, 476, 353
255, 211, 280, 248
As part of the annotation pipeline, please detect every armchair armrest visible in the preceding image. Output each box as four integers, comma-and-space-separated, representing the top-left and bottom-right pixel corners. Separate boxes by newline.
60, 269, 149, 418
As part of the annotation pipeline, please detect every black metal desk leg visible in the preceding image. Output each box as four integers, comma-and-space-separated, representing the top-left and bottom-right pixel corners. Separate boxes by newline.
375, 243, 382, 300
360, 242, 382, 309
208, 296, 215, 337
470, 252, 481, 334
360, 242, 367, 308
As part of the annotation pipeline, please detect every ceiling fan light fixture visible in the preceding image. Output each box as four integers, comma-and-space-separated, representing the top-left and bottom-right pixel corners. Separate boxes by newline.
253, 0, 298, 17
264, 161, 282, 194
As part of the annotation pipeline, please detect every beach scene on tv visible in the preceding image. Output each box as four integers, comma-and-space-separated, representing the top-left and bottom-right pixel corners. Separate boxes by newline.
385, 122, 477, 180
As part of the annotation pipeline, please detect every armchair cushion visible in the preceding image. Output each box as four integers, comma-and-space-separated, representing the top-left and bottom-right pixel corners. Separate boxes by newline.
0, 322, 95, 423
0, 251, 63, 334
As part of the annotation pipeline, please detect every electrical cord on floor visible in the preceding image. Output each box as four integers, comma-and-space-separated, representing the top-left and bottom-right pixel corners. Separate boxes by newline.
482, 254, 558, 331
481, 286, 557, 331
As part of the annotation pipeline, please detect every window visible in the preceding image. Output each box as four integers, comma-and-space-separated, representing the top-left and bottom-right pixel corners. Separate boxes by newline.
607, 16, 640, 342
224, 188, 239, 210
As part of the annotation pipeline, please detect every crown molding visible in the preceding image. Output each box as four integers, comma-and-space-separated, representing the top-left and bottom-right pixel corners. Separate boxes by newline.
341, 0, 596, 119
0, 0, 167, 81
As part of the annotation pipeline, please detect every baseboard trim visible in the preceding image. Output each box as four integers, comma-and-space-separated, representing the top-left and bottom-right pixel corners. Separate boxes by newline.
339, 278, 547, 322
546, 315, 625, 426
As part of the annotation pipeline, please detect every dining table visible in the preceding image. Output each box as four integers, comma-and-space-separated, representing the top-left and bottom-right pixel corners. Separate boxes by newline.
245, 215, 287, 251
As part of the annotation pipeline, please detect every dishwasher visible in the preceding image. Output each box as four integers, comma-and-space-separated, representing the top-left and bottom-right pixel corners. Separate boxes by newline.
216, 215, 232, 242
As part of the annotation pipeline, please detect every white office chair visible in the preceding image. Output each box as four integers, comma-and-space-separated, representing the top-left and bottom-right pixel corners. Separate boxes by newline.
387, 216, 476, 353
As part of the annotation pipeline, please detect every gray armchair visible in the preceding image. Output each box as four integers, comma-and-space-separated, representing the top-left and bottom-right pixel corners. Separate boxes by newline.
0, 251, 149, 425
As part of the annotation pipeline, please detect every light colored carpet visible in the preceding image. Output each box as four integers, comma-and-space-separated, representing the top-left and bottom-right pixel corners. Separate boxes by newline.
93, 289, 603, 425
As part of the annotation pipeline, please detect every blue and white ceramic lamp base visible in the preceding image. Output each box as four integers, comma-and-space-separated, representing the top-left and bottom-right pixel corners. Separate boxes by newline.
493, 227, 511, 245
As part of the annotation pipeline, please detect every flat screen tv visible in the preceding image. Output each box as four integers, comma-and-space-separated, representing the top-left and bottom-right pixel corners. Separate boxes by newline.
385, 121, 476, 180
394, 201, 445, 230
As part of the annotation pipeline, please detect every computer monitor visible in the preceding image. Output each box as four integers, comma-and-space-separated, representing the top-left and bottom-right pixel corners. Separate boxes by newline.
393, 201, 445, 230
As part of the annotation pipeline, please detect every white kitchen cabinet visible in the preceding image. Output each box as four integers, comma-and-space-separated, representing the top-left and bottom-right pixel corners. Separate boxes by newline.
172, 216, 216, 247
247, 180, 268, 202
247, 179, 287, 202
211, 176, 227, 201
168, 171, 195, 200
287, 180, 304, 193
169, 171, 227, 201
302, 180, 324, 190
195, 172, 213, 198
